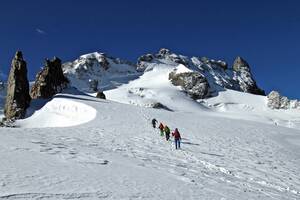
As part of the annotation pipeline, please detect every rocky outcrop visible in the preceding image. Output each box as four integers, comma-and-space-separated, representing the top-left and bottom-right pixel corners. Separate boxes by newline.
267, 91, 300, 109
157, 48, 171, 57
232, 56, 250, 72
232, 56, 265, 95
96, 91, 106, 99
137, 54, 154, 71
157, 48, 189, 66
4, 51, 31, 120
137, 48, 189, 71
95, 54, 109, 70
63, 52, 137, 92
169, 71, 210, 99
31, 57, 69, 99
138, 54, 154, 63
148, 102, 173, 111
210, 59, 228, 70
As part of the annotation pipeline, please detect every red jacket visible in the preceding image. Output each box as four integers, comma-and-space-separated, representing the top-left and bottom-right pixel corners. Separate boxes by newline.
172, 129, 181, 140
159, 123, 164, 130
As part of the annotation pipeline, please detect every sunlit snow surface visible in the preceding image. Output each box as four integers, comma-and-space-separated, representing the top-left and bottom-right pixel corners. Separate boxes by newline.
0, 64, 300, 199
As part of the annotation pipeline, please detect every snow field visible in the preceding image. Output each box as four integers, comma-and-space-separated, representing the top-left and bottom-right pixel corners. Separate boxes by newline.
0, 92, 299, 199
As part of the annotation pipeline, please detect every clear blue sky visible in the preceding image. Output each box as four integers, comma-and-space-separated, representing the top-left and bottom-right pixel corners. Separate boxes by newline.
0, 0, 299, 98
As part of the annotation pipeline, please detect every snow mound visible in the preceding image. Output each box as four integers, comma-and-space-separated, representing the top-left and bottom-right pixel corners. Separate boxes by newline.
17, 98, 97, 128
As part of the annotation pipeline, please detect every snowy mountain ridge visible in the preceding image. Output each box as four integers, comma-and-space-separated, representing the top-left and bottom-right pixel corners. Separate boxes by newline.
63, 48, 265, 97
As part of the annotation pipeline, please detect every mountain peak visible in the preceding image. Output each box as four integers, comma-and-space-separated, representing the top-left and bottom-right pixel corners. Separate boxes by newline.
233, 56, 250, 72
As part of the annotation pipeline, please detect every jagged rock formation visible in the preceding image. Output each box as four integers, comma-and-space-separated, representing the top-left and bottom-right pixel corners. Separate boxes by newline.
31, 57, 69, 99
232, 56, 265, 95
267, 91, 300, 109
4, 51, 31, 120
137, 49, 265, 97
199, 57, 228, 70
169, 70, 210, 99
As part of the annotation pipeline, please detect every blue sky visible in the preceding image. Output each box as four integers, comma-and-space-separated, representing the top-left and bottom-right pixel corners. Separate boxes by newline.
0, 0, 299, 98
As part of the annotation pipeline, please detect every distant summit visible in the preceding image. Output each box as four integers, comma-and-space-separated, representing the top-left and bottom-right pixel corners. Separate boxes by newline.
63, 48, 265, 97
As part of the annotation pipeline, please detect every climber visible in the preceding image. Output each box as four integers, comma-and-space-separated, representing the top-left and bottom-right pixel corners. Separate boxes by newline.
158, 122, 164, 136
164, 125, 171, 141
172, 128, 181, 149
152, 118, 158, 128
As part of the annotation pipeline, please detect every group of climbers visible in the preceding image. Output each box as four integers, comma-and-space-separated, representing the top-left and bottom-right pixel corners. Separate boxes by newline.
152, 118, 182, 149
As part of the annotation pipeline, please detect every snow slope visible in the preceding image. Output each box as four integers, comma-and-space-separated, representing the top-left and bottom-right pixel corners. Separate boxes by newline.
105, 62, 300, 130
105, 63, 209, 113
0, 90, 299, 199
204, 90, 300, 129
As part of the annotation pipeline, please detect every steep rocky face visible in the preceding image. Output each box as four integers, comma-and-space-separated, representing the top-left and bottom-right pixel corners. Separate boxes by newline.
267, 91, 300, 109
31, 57, 69, 99
169, 70, 210, 99
4, 51, 31, 120
232, 56, 265, 95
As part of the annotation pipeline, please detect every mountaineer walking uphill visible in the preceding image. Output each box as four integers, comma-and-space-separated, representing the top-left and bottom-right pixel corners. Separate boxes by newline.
159, 122, 164, 136
150, 119, 183, 149
164, 125, 171, 141
172, 128, 181, 149
152, 118, 158, 128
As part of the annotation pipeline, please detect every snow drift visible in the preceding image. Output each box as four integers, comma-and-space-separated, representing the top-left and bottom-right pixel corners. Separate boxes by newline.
17, 97, 97, 128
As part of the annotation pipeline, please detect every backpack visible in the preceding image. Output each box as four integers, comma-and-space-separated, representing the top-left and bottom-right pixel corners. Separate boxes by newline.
164, 126, 170, 134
